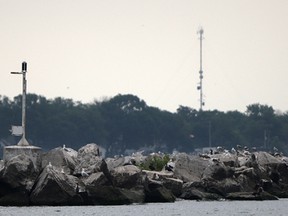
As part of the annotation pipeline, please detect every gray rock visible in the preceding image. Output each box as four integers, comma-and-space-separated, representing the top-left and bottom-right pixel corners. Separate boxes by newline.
142, 170, 182, 197
256, 151, 283, 166
82, 172, 110, 187
204, 178, 242, 196
1, 154, 38, 190
105, 156, 128, 170
211, 153, 239, 167
84, 164, 146, 204
173, 153, 210, 182
86, 185, 145, 205
111, 165, 143, 188
30, 165, 82, 206
180, 186, 221, 200
144, 178, 175, 202
74, 143, 103, 174
162, 177, 183, 197
42, 147, 78, 174
202, 162, 234, 181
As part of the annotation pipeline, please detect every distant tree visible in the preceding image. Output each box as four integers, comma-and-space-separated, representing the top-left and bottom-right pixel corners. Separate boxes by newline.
1, 94, 288, 157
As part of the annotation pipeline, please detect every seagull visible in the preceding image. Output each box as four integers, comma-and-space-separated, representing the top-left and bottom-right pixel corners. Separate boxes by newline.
81, 168, 89, 177
62, 144, 70, 151
61, 168, 65, 174
231, 148, 236, 154
47, 162, 53, 170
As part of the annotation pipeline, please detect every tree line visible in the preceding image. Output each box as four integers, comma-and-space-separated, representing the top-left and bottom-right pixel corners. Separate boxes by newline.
0, 93, 288, 157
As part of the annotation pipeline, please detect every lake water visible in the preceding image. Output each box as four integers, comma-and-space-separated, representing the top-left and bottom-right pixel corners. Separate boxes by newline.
0, 199, 287, 216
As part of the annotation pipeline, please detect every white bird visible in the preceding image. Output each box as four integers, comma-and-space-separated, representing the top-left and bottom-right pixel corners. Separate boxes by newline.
63, 144, 70, 152
47, 162, 53, 170
61, 168, 65, 174
81, 168, 89, 177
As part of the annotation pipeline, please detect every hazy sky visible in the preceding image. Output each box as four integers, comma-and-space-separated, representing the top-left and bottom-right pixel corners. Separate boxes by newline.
1, 0, 288, 113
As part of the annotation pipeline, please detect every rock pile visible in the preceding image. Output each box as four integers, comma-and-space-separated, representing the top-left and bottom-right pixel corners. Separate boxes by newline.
1, 143, 288, 206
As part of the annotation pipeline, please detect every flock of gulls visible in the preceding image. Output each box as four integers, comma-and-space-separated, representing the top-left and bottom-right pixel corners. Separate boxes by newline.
200, 145, 282, 157
46, 143, 285, 177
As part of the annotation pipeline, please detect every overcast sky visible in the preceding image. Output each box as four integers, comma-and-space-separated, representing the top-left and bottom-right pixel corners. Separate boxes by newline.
1, 0, 288, 113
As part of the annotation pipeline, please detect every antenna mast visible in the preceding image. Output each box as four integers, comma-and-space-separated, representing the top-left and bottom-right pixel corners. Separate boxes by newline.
197, 27, 204, 111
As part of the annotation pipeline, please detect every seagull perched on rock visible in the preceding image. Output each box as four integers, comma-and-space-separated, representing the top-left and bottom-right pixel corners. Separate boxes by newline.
81, 168, 89, 177
47, 162, 53, 170
62, 144, 70, 152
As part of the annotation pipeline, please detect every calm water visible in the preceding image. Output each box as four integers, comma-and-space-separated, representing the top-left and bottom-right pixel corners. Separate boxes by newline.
0, 199, 287, 216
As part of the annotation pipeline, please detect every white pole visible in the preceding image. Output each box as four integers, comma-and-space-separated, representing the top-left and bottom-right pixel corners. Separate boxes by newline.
20, 62, 29, 146
11, 62, 29, 146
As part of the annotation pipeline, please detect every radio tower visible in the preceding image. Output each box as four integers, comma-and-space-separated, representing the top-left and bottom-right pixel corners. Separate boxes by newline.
197, 27, 204, 111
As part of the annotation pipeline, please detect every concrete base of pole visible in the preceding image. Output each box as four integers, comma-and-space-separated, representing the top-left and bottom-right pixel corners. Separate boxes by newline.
3, 145, 42, 171
17, 137, 30, 146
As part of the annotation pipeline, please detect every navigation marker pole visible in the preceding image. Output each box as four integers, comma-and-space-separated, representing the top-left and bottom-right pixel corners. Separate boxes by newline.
11, 61, 30, 146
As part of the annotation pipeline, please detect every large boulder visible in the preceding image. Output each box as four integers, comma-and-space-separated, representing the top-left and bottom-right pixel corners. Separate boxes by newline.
205, 178, 242, 196
106, 155, 140, 170
30, 165, 82, 206
86, 185, 145, 205
106, 157, 127, 170
180, 182, 221, 200
42, 147, 78, 174
82, 172, 110, 187
74, 143, 103, 174
0, 154, 52, 206
212, 153, 239, 167
162, 177, 183, 197
256, 151, 283, 166
202, 162, 234, 181
110, 165, 143, 188
84, 164, 146, 204
173, 153, 210, 182
144, 179, 175, 203
142, 170, 182, 197
0, 154, 39, 190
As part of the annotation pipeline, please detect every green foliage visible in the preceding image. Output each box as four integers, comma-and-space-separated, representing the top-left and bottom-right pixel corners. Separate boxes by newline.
139, 154, 170, 171
0, 93, 288, 157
